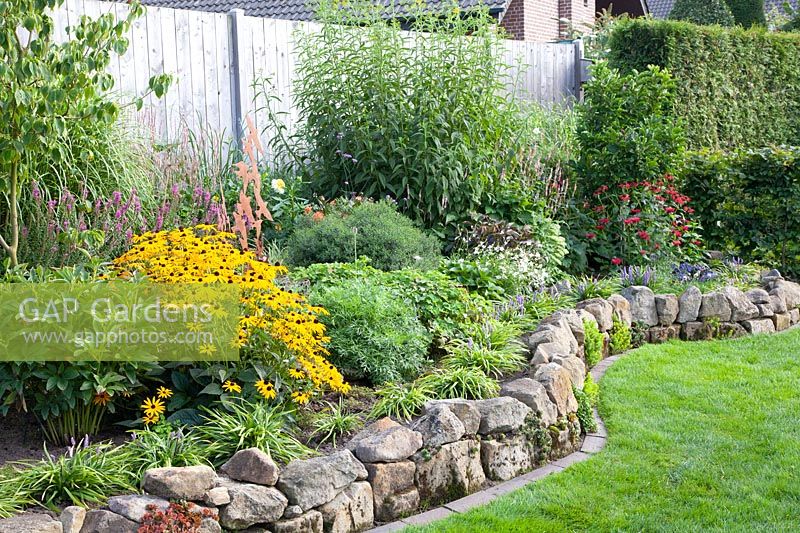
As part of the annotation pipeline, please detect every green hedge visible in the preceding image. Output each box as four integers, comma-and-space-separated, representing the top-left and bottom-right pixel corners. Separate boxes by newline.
608, 19, 800, 150
683, 147, 800, 276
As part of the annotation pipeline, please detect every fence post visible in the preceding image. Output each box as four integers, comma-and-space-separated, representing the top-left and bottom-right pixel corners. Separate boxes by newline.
573, 38, 584, 102
228, 9, 245, 147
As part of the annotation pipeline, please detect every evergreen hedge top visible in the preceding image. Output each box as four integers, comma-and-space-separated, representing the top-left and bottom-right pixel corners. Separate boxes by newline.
607, 18, 800, 150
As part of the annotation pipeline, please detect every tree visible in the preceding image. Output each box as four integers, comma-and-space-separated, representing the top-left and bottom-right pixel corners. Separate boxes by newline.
669, 0, 736, 26
725, 0, 767, 26
0, 0, 170, 266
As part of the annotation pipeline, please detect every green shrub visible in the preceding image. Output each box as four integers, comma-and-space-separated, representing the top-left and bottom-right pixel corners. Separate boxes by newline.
369, 381, 433, 421
608, 19, 800, 150
440, 341, 527, 379
418, 367, 499, 400
583, 319, 604, 368
574, 386, 598, 433
286, 200, 441, 271
121, 424, 210, 481
583, 373, 600, 406
609, 316, 632, 355
309, 278, 432, 384
725, 0, 766, 26
669, 0, 735, 26
682, 147, 800, 277
569, 275, 620, 301
310, 400, 362, 447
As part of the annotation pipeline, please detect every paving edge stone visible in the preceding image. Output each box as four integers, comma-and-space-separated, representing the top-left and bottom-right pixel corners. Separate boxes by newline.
367, 359, 616, 532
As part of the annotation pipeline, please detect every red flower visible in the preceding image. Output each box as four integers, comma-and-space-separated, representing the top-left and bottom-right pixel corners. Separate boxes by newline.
593, 185, 609, 196
672, 230, 682, 238
637, 230, 651, 241
630, 208, 641, 214
664, 207, 676, 214
693, 240, 702, 246
585, 232, 596, 239
595, 224, 606, 230
598, 217, 610, 225
619, 194, 631, 202
594, 205, 606, 213
640, 250, 648, 255
623, 216, 641, 225
672, 240, 682, 246
611, 257, 623, 266
685, 207, 695, 214
655, 243, 661, 250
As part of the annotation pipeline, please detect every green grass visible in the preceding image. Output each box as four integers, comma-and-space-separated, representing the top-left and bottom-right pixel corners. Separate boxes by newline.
411, 328, 800, 532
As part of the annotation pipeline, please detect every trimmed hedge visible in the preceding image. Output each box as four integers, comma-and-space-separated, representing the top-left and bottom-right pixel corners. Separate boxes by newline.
608, 19, 800, 150
683, 147, 800, 276
669, 0, 735, 26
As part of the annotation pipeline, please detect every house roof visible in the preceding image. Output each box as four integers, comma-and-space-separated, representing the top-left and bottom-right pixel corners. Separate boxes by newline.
133, 0, 508, 21
645, 0, 799, 19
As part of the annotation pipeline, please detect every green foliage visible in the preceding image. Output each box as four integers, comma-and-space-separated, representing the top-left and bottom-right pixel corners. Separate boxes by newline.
194, 400, 312, 466
4, 440, 135, 510
418, 367, 499, 400
631, 320, 650, 348
669, 0, 735, 26
725, 0, 767, 26
0, 0, 170, 266
583, 373, 600, 406
120, 423, 210, 482
608, 18, 800, 150
683, 147, 800, 277
310, 400, 362, 447
369, 381, 433, 421
575, 61, 685, 196
574, 386, 598, 433
440, 340, 527, 379
569, 275, 620, 301
309, 278, 432, 384
286, 200, 442, 271
293, 3, 552, 233
609, 316, 632, 355
583, 319, 604, 368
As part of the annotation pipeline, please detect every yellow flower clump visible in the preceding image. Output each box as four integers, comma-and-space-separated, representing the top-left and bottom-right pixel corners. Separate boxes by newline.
113, 225, 349, 398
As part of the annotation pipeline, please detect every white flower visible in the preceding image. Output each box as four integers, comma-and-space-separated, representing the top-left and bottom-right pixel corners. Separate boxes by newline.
271, 178, 286, 194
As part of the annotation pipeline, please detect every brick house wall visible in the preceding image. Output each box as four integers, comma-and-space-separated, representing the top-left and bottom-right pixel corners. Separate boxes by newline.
501, 0, 595, 41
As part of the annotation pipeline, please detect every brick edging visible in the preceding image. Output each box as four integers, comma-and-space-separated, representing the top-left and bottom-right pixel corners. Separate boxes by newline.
367, 355, 622, 532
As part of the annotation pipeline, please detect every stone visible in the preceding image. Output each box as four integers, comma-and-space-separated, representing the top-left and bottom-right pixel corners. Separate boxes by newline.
746, 288, 771, 305
143, 465, 216, 501
547, 309, 586, 344
354, 426, 423, 463
742, 318, 776, 335
0, 513, 63, 533
107, 494, 169, 522
284, 505, 304, 519
317, 482, 374, 533
770, 294, 788, 314
423, 400, 481, 435
606, 294, 633, 327
480, 436, 532, 481
757, 303, 774, 318
721, 286, 759, 321
473, 397, 532, 435
198, 518, 222, 533
500, 378, 558, 427
773, 312, 792, 331
677, 286, 702, 323
698, 291, 732, 322
681, 321, 713, 341
221, 447, 279, 486
365, 461, 416, 522
576, 298, 614, 332
648, 325, 681, 344
791, 308, 800, 324
410, 405, 465, 448
533, 363, 578, 416
770, 280, 800, 309
413, 440, 485, 503
551, 355, 586, 390
521, 319, 578, 357
79, 510, 137, 533
271, 511, 324, 533
277, 450, 367, 510
530, 342, 564, 365
655, 294, 679, 326
717, 322, 747, 338
550, 427, 580, 458
204, 487, 231, 506
60, 507, 86, 533
345, 418, 400, 452
621, 286, 658, 326
219, 483, 288, 530
761, 268, 784, 284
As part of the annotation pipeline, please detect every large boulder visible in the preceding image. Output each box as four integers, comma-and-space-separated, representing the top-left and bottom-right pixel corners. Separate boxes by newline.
60, 507, 86, 533
721, 286, 759, 322
423, 399, 480, 435
413, 440, 485, 503
521, 319, 578, 357
576, 298, 614, 332
270, 511, 323, 533
544, 309, 586, 344
773, 312, 792, 331
410, 405, 465, 448
606, 294, 632, 327
500, 378, 558, 427
365, 461, 417, 522
480, 436, 532, 481
551, 355, 586, 390
143, 465, 216, 501
655, 294, 679, 326
746, 288, 770, 305
770, 294, 788, 314
621, 286, 658, 326
107, 495, 169, 523
473, 397, 532, 435
353, 426, 423, 463
219, 483, 288, 530
276, 450, 367, 510
0, 513, 63, 533
769, 280, 800, 309
742, 318, 776, 334
677, 286, 702, 323
221, 447, 279, 486
79, 511, 137, 533
533, 363, 578, 416
317, 482, 374, 533
345, 418, 400, 452
698, 291, 732, 322
681, 321, 713, 341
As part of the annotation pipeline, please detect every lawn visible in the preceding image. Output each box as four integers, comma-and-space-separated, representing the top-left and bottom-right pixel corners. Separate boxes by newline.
411, 328, 800, 532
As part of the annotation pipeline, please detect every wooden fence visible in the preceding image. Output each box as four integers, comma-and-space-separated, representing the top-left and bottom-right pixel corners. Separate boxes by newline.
52, 0, 585, 145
